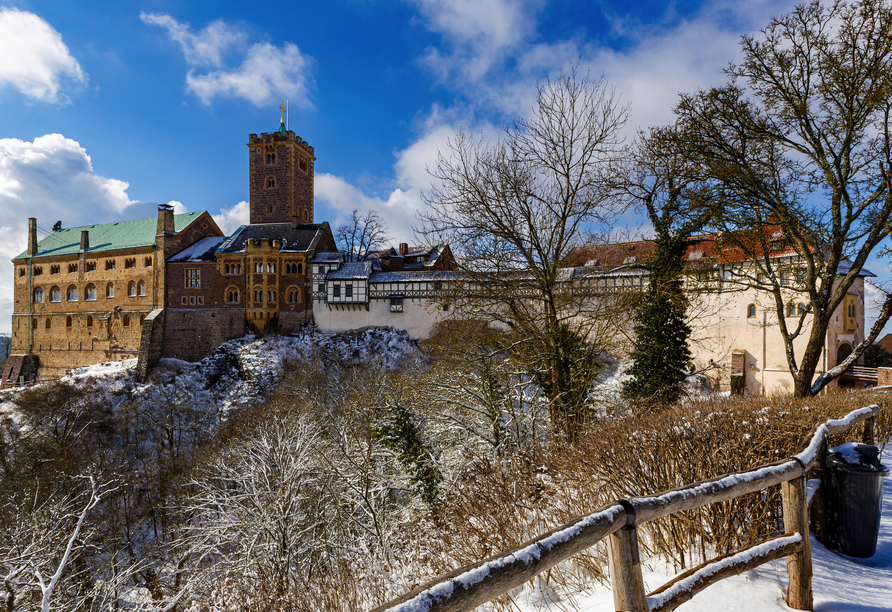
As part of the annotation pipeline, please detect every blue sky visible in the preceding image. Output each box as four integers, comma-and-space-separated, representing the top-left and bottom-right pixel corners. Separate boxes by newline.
1, 0, 889, 336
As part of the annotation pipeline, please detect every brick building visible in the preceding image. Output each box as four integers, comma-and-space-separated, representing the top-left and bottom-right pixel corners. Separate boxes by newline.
2, 118, 335, 385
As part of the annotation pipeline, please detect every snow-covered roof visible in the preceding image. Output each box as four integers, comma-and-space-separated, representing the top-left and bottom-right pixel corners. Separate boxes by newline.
310, 251, 344, 263
328, 262, 372, 280
369, 270, 457, 283
168, 237, 227, 263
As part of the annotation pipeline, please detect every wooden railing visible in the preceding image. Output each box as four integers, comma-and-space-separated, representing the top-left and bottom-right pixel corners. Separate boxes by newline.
372, 405, 881, 612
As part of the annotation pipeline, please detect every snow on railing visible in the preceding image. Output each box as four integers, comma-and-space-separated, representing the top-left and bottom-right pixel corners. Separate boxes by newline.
372, 404, 881, 612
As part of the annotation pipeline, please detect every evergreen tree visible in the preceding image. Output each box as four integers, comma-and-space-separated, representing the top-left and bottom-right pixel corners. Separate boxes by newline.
623, 237, 692, 408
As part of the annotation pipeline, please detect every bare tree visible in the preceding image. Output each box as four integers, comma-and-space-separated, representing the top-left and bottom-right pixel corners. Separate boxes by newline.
336, 208, 391, 261
675, 0, 892, 396
418, 67, 630, 435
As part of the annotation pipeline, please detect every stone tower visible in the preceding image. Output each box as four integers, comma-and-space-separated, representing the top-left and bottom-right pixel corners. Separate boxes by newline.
248, 119, 315, 225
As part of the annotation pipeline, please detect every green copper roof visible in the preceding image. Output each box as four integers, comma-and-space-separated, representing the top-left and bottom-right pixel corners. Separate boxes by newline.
13, 212, 206, 260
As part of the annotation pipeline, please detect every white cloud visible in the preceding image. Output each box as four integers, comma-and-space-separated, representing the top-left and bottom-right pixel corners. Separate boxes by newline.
0, 134, 148, 332
0, 7, 86, 103
408, 0, 543, 83
213, 200, 250, 235
141, 13, 314, 108
315, 173, 422, 242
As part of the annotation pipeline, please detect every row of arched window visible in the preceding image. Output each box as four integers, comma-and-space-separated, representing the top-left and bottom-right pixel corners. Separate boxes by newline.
33, 281, 146, 303
30, 314, 145, 330
243, 287, 301, 305
747, 303, 809, 318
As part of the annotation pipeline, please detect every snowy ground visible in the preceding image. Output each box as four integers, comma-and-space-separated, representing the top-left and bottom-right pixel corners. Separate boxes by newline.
518, 448, 892, 611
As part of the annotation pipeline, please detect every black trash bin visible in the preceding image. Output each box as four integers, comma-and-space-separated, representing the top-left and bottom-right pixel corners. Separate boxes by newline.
825, 442, 889, 558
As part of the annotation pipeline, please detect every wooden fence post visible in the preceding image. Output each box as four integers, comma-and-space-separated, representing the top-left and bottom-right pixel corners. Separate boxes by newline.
608, 525, 648, 612
862, 416, 876, 445
782, 473, 813, 611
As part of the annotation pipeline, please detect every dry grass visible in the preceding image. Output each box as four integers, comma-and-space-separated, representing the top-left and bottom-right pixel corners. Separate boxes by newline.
436, 391, 890, 607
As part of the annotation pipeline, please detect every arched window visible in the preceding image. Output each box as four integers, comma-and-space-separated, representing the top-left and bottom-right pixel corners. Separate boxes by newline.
123, 315, 130, 327
267, 263, 276, 274
33, 287, 44, 303
106, 283, 114, 298
87, 315, 93, 328
747, 304, 756, 318
288, 289, 300, 303
267, 205, 273, 214
145, 257, 152, 267
66, 315, 72, 328
45, 318, 51, 329
268, 291, 276, 303
787, 303, 797, 316
67, 285, 78, 301
50, 286, 61, 302
297, 263, 302, 275
32, 319, 37, 330
798, 303, 807, 316
227, 289, 239, 303
85, 284, 97, 301
138, 280, 146, 296
128, 281, 136, 297
266, 177, 276, 189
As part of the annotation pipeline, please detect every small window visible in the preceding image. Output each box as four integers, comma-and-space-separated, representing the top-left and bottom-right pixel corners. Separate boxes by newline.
267, 263, 276, 274
50, 286, 61, 302
227, 290, 240, 303
787, 303, 798, 317
87, 315, 93, 328
50, 265, 60, 275
18, 268, 25, 277
185, 269, 200, 288
289, 289, 300, 303
299, 157, 308, 173
68, 263, 77, 273
106, 283, 114, 298
198, 296, 204, 305
128, 281, 136, 297
67, 285, 78, 301
318, 283, 325, 293
390, 297, 404, 313
66, 315, 72, 328
86, 261, 96, 272
317, 265, 324, 274
268, 291, 276, 303
33, 288, 44, 302
848, 301, 856, 317
266, 151, 276, 164
123, 315, 130, 327
32, 319, 37, 330
106, 260, 116, 270
297, 263, 302, 275
138, 280, 146, 296
747, 304, 756, 318
125, 258, 136, 269
268, 205, 274, 214
255, 262, 263, 273
182, 296, 188, 305
85, 284, 96, 301
798, 303, 807, 316
345, 284, 353, 298
145, 257, 152, 267
333, 285, 340, 298
45, 318, 51, 329
266, 176, 276, 189
34, 267, 43, 276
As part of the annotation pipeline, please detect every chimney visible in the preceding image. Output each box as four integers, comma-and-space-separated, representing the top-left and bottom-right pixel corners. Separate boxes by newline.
27, 218, 38, 256
156, 204, 175, 236
80, 230, 89, 251
399, 243, 409, 256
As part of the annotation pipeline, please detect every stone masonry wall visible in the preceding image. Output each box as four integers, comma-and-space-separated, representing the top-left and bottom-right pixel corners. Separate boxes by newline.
248, 131, 314, 225
161, 308, 245, 362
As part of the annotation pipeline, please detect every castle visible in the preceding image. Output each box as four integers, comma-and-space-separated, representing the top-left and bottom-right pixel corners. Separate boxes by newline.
2, 119, 339, 385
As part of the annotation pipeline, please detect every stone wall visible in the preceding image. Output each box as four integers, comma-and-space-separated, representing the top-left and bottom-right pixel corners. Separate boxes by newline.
161, 308, 245, 362
136, 308, 165, 381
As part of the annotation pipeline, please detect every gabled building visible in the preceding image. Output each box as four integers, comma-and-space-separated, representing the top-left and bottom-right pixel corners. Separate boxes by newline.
3, 208, 222, 384
564, 232, 874, 395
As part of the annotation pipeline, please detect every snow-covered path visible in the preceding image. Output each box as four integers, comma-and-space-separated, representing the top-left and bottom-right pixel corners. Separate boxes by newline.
519, 449, 892, 611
